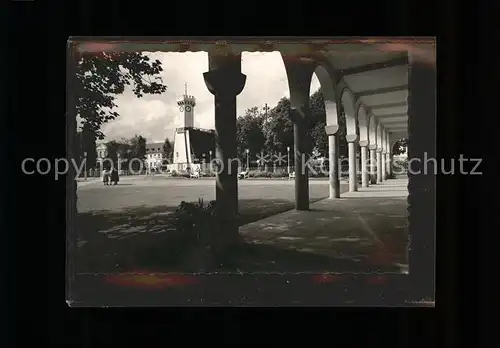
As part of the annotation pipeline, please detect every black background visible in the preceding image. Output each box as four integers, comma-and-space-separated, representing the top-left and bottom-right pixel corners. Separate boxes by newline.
6, 0, 484, 346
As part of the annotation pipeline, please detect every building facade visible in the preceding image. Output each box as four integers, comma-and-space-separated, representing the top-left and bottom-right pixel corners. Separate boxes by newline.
145, 142, 165, 170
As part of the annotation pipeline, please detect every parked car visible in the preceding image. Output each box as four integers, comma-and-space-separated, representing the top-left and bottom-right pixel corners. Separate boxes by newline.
289, 171, 295, 179
238, 171, 249, 179
190, 171, 200, 179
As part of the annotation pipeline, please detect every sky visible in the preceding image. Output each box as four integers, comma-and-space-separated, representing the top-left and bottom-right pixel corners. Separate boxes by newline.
101, 52, 321, 143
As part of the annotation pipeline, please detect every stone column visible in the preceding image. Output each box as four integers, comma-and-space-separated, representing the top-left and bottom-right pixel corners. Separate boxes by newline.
381, 150, 387, 181
66, 49, 79, 292
385, 152, 391, 179
389, 153, 394, 177
376, 149, 383, 183
203, 53, 247, 240
293, 116, 309, 210
369, 144, 377, 184
347, 135, 358, 192
359, 140, 369, 188
407, 53, 436, 300
283, 56, 315, 210
325, 125, 340, 198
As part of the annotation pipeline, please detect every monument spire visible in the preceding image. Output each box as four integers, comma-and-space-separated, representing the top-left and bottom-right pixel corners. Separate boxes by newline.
184, 82, 188, 96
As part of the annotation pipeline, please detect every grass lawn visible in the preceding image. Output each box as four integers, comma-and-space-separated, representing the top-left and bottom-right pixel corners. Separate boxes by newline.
74, 198, 344, 273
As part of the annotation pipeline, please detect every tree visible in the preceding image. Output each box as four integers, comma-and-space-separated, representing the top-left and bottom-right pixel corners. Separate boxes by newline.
264, 97, 294, 155
233, 90, 349, 169
75, 52, 167, 139
103, 136, 147, 171
163, 138, 174, 163
128, 135, 147, 171
336, 104, 348, 158
392, 138, 408, 155
68, 51, 167, 269
260, 91, 329, 160
236, 109, 266, 162
309, 89, 348, 158
104, 140, 121, 169
308, 89, 328, 156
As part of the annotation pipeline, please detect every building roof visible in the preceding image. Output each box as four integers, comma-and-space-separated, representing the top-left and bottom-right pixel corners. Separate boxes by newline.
96, 141, 165, 153
146, 142, 164, 153
188, 128, 215, 161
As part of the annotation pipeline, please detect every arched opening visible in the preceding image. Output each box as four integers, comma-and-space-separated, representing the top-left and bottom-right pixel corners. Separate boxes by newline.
368, 115, 378, 184
341, 89, 357, 139
340, 88, 358, 191
369, 114, 377, 148
356, 104, 370, 187
376, 123, 383, 150
306, 65, 338, 170
357, 105, 369, 145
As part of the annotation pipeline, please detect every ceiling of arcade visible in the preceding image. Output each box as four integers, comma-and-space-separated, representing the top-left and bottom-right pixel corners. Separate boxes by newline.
320, 45, 409, 138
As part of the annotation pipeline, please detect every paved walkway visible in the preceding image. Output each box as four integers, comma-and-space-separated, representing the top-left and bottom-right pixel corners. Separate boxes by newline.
71, 178, 413, 305
70, 178, 413, 306
239, 178, 409, 273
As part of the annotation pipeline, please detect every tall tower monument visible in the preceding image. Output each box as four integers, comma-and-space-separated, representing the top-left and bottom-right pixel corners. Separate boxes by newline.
172, 83, 196, 169
176, 83, 196, 128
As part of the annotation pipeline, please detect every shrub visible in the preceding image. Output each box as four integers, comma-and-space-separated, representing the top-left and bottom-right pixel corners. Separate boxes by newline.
112, 199, 248, 271
171, 199, 244, 269
248, 170, 288, 178
269, 172, 288, 178
170, 170, 190, 178
309, 170, 328, 178
172, 199, 217, 243
393, 159, 408, 171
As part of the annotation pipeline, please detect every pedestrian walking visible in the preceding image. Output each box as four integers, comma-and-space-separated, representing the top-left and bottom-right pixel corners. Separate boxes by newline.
102, 169, 110, 185
110, 168, 119, 185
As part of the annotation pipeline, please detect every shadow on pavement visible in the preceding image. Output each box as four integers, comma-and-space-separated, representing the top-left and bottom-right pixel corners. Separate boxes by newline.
74, 198, 327, 274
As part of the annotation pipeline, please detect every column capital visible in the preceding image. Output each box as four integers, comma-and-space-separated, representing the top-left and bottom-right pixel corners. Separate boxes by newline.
282, 56, 316, 109
376, 148, 383, 153
346, 134, 358, 143
359, 140, 369, 147
203, 69, 246, 97
325, 125, 339, 136
369, 144, 377, 150
382, 150, 387, 154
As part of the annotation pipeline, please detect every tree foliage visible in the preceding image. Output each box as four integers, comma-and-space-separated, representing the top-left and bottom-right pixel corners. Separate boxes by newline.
163, 138, 174, 163
307, 90, 328, 155
263, 97, 294, 156
392, 138, 408, 155
105, 135, 147, 170
127, 135, 147, 171
234, 89, 350, 163
76, 52, 167, 139
104, 140, 121, 168
236, 108, 266, 162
